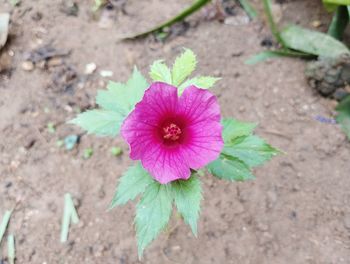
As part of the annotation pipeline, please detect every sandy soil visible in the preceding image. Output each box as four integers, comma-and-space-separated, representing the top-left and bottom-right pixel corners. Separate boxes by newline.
1, 0, 350, 263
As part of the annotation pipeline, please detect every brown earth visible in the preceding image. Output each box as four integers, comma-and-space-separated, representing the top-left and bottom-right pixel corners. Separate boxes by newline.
1, 0, 350, 263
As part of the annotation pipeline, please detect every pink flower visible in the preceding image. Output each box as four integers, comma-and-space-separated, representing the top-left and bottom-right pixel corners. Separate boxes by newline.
121, 82, 224, 184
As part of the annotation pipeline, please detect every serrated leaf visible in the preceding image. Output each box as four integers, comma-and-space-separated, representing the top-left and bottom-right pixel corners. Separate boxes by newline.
74, 67, 148, 136
96, 67, 149, 116
336, 95, 350, 140
170, 175, 202, 235
136, 183, 173, 258
223, 135, 279, 167
172, 49, 197, 86
280, 25, 350, 58
178, 76, 220, 93
69, 110, 123, 136
96, 81, 128, 115
222, 118, 257, 143
207, 155, 255, 181
109, 163, 154, 208
126, 66, 150, 108
149, 60, 172, 83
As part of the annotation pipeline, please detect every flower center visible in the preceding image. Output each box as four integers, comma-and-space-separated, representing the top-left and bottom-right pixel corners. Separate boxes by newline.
163, 123, 182, 141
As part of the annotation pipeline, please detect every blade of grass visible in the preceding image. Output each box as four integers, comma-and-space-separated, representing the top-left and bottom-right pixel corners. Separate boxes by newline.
245, 50, 313, 65
7, 234, 15, 264
0, 210, 11, 245
262, 0, 286, 47
327, 6, 349, 40
60, 194, 71, 243
66, 193, 79, 224
238, 0, 258, 19
60, 193, 80, 243
122, 0, 211, 39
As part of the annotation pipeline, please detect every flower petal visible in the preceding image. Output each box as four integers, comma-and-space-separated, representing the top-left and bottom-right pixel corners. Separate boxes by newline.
179, 86, 224, 169
141, 145, 191, 184
121, 82, 179, 160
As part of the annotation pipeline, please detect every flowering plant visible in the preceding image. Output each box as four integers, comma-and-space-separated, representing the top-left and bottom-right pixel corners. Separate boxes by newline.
70, 49, 279, 257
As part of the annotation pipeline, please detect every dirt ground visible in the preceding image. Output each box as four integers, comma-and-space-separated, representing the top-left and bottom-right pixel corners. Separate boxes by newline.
1, 0, 350, 263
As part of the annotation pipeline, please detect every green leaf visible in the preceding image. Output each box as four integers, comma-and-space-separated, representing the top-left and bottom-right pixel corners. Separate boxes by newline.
245, 50, 313, 65
96, 81, 128, 115
0, 210, 11, 245
323, 2, 338, 12
172, 48, 197, 87
336, 95, 350, 140
280, 25, 350, 58
222, 118, 257, 143
126, 67, 149, 106
238, 0, 258, 19
223, 135, 279, 167
109, 163, 154, 208
69, 110, 123, 136
327, 6, 349, 40
7, 234, 15, 264
136, 183, 173, 258
207, 155, 255, 181
149, 60, 172, 83
170, 175, 202, 235
74, 67, 148, 136
178, 76, 220, 93
323, 0, 350, 4
96, 67, 148, 116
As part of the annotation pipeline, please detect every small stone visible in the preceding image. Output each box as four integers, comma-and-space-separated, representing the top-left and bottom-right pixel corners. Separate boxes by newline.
85, 63, 97, 75
47, 57, 63, 67
239, 106, 246, 113
100, 70, 113, 77
224, 15, 250, 26
311, 20, 322, 28
22, 61, 34, 71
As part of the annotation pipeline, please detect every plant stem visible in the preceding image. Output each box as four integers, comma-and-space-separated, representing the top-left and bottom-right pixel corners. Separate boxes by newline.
124, 0, 211, 39
262, 0, 286, 48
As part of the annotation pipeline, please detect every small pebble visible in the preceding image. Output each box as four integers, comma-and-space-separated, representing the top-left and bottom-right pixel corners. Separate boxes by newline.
47, 57, 63, 67
100, 70, 113, 77
22, 61, 34, 71
311, 20, 322, 28
85, 63, 97, 75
